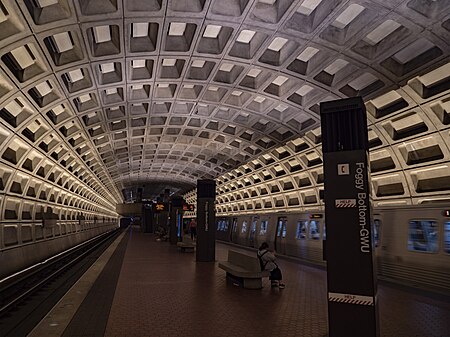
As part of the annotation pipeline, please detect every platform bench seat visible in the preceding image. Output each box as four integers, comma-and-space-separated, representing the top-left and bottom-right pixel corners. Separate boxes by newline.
218, 250, 270, 289
177, 237, 195, 252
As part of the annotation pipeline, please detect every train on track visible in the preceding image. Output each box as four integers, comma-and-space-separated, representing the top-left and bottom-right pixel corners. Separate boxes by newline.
213, 204, 450, 295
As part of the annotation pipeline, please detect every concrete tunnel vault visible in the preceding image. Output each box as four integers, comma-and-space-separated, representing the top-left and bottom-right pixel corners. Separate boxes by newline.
0, 0, 449, 238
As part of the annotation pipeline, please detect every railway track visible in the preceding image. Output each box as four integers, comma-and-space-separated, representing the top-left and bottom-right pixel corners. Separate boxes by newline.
0, 228, 122, 337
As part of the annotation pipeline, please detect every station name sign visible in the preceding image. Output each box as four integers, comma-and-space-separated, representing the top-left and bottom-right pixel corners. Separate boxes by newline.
320, 96, 378, 337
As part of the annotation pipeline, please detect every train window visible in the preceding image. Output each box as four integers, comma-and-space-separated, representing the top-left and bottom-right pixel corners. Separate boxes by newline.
408, 220, 438, 253
216, 219, 229, 231
282, 222, 287, 238
373, 219, 381, 247
296, 221, 307, 239
308, 220, 320, 240
277, 222, 282, 237
251, 219, 257, 234
276, 218, 283, 237
259, 220, 268, 235
323, 223, 326, 240
232, 219, 238, 232
445, 222, 450, 254
241, 220, 247, 234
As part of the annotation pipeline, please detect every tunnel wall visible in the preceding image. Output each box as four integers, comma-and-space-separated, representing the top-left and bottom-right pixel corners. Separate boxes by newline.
0, 220, 118, 279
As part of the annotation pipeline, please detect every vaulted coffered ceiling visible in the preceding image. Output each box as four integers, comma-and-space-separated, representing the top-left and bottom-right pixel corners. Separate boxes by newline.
0, 0, 449, 207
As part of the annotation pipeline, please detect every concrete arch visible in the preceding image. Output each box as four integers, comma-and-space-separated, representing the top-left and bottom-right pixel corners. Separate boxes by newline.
0, 0, 449, 219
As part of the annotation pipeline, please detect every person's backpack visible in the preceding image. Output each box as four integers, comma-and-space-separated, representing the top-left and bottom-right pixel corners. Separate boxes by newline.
257, 250, 268, 271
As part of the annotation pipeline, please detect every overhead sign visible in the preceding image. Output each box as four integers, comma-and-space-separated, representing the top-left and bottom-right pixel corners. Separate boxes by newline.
183, 204, 195, 211
154, 202, 167, 212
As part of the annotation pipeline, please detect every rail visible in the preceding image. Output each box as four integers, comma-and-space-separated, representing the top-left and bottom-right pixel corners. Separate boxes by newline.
0, 227, 121, 336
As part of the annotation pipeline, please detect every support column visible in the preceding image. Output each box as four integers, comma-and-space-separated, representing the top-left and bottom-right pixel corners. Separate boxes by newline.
320, 97, 379, 337
164, 189, 170, 202
142, 204, 153, 233
156, 195, 169, 231
196, 179, 216, 262
136, 187, 143, 202
169, 197, 184, 244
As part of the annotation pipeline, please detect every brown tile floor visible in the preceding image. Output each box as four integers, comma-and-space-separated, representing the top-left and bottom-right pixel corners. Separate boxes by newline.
104, 228, 450, 337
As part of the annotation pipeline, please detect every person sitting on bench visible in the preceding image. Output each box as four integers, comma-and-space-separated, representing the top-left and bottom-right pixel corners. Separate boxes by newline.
257, 242, 285, 289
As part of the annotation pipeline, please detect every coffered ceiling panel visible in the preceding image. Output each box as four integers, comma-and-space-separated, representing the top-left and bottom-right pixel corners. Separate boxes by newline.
0, 0, 449, 209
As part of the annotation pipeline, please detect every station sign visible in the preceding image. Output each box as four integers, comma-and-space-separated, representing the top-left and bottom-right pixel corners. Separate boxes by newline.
321, 97, 379, 337
196, 179, 216, 262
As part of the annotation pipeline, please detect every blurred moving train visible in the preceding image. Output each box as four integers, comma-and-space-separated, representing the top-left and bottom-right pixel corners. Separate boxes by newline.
214, 204, 450, 295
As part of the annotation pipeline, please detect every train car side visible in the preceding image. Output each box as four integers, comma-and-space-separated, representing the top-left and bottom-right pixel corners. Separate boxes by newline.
216, 205, 450, 294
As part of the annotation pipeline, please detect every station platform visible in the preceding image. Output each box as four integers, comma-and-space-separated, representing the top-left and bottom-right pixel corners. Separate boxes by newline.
29, 226, 450, 337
